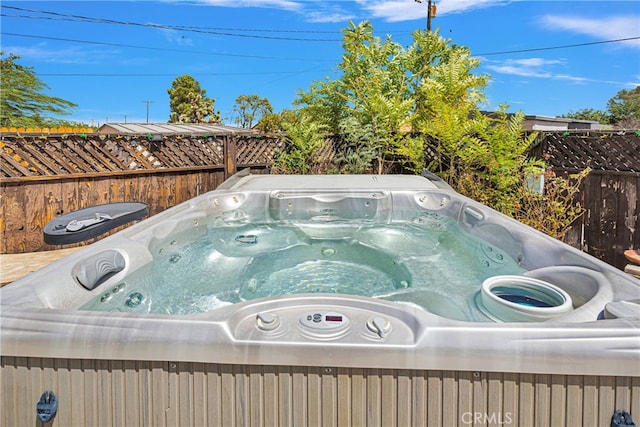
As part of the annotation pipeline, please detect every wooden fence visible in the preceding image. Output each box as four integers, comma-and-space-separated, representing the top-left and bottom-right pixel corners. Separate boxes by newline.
1, 131, 638, 270
532, 131, 640, 270
0, 133, 283, 253
563, 170, 639, 270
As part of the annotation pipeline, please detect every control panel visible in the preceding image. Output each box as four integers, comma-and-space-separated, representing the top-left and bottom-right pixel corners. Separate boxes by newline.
239, 300, 416, 344
299, 311, 349, 330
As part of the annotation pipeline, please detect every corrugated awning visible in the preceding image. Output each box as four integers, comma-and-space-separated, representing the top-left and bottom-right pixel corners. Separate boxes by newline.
97, 123, 257, 136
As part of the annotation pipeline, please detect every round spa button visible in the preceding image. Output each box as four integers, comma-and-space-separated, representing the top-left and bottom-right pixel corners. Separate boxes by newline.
366, 316, 391, 338
256, 312, 280, 331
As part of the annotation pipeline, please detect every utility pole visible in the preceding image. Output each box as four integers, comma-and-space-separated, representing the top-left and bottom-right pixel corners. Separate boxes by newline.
415, 0, 436, 31
142, 100, 154, 123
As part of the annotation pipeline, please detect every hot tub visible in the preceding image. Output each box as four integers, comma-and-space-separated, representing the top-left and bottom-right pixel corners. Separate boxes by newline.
2, 172, 639, 426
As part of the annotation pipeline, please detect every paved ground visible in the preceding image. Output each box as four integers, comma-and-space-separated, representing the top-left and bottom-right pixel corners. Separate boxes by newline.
0, 247, 82, 286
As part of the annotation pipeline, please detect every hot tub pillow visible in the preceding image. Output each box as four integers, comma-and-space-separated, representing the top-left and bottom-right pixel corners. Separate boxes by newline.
73, 250, 126, 290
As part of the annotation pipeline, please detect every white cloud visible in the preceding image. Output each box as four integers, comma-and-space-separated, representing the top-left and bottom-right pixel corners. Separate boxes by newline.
159, 28, 194, 46
305, 11, 356, 24
356, 0, 506, 22
194, 0, 302, 11
431, 0, 509, 15
540, 15, 640, 48
177, 0, 351, 22
171, 0, 506, 23
3, 44, 121, 65
485, 57, 637, 86
486, 57, 574, 79
506, 58, 564, 68
355, 0, 423, 22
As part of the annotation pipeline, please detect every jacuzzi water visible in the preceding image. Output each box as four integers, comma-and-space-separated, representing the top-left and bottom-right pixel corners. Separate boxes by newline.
79, 214, 524, 321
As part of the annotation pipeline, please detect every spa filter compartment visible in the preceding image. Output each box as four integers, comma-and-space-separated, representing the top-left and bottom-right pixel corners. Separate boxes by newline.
479, 275, 573, 322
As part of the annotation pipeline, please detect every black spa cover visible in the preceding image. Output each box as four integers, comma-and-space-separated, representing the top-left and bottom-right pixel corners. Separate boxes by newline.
44, 202, 148, 245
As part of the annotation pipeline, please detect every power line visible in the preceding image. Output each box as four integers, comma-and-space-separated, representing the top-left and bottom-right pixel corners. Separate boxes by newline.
2, 32, 334, 62
6, 30, 638, 67
38, 72, 310, 77
1, 6, 341, 35
6, 4, 637, 57
1, 5, 331, 33
474, 37, 640, 56
0, 6, 341, 42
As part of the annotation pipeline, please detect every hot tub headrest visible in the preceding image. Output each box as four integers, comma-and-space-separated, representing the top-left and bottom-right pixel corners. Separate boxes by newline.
73, 250, 126, 290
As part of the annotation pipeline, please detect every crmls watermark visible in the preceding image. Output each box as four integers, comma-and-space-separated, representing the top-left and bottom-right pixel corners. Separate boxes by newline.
461, 412, 514, 425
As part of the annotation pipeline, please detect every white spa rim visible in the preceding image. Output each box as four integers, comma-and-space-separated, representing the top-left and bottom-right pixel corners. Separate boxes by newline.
479, 275, 573, 322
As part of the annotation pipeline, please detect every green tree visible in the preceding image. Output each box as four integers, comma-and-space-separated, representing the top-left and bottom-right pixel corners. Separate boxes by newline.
286, 21, 587, 240
294, 21, 488, 174
607, 85, 640, 127
515, 168, 589, 241
0, 52, 77, 127
419, 103, 544, 215
561, 85, 640, 128
420, 103, 587, 239
409, 33, 488, 174
332, 117, 380, 174
272, 112, 330, 174
255, 112, 282, 133
255, 109, 297, 134
296, 21, 415, 173
233, 94, 272, 128
167, 75, 219, 123
561, 108, 611, 125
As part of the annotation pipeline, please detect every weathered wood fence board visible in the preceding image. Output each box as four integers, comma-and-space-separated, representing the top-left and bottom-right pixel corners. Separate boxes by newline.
533, 132, 639, 269
0, 133, 281, 253
535, 131, 640, 172
570, 170, 639, 270
0, 170, 224, 253
0, 134, 240, 177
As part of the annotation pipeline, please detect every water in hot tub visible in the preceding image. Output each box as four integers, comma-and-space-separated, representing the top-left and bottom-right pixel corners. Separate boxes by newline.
81, 211, 525, 320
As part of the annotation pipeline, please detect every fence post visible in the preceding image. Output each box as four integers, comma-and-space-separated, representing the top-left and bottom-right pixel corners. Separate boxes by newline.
224, 135, 237, 180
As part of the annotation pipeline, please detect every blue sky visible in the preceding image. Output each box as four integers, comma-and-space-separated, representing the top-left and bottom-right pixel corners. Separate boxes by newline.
2, 0, 639, 126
